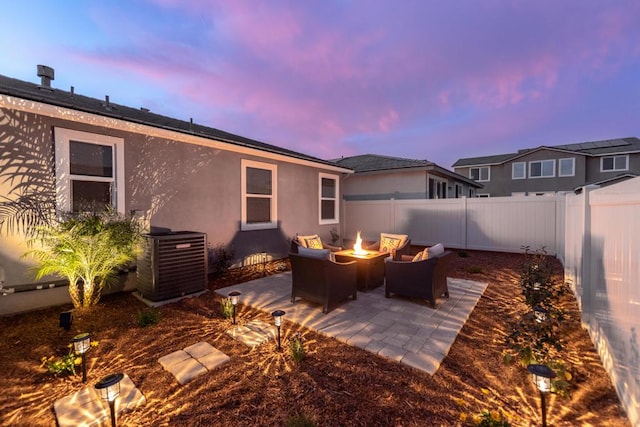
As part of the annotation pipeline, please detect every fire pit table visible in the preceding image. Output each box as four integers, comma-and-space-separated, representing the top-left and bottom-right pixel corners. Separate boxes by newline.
334, 249, 388, 292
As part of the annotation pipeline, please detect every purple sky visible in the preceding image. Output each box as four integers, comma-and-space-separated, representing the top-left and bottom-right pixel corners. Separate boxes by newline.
2, 1, 639, 168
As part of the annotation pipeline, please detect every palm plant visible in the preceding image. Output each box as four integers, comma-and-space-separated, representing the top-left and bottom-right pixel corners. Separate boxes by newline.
25, 210, 142, 309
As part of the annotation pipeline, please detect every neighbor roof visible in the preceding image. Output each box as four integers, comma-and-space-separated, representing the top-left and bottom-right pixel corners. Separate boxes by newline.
333, 154, 482, 187
0, 73, 347, 171
452, 137, 640, 167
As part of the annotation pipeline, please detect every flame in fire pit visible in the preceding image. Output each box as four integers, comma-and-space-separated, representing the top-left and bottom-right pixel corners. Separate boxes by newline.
353, 231, 368, 255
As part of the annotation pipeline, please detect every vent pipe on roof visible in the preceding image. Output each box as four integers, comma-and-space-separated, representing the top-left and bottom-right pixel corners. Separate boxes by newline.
140, 107, 150, 112
70, 86, 74, 96
104, 95, 111, 110
37, 65, 54, 89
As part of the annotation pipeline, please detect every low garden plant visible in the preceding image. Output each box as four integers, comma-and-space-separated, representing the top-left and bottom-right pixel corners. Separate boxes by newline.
505, 246, 573, 395
289, 332, 306, 363
136, 307, 161, 327
220, 297, 234, 319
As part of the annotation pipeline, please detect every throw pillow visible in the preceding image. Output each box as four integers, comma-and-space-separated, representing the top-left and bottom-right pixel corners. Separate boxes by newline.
298, 246, 331, 260
425, 243, 444, 259
379, 233, 408, 250
380, 236, 401, 253
297, 234, 323, 249
411, 251, 424, 262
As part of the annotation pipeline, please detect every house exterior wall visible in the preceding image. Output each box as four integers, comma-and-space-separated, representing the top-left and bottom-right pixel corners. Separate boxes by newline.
342, 170, 427, 200
0, 107, 344, 291
455, 149, 640, 197
342, 170, 475, 200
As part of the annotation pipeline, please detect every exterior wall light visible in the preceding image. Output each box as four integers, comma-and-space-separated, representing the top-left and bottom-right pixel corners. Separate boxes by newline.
228, 291, 241, 325
95, 373, 124, 427
73, 332, 91, 382
527, 364, 557, 427
271, 310, 286, 350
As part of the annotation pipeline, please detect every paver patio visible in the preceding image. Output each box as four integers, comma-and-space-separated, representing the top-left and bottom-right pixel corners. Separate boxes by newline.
217, 272, 487, 374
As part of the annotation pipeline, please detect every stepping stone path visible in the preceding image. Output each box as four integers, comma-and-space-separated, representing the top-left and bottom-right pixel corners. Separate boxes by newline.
158, 341, 230, 384
54, 373, 145, 427
225, 319, 276, 347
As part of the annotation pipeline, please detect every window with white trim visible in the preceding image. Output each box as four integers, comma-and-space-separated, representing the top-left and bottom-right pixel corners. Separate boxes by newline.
558, 158, 575, 177
512, 162, 526, 179
241, 159, 277, 231
319, 173, 339, 224
469, 166, 490, 182
601, 155, 628, 172
529, 160, 555, 178
476, 193, 490, 198
54, 128, 125, 213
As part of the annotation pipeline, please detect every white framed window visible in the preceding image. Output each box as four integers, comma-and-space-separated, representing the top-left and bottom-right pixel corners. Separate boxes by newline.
54, 128, 125, 213
512, 162, 526, 180
476, 193, 490, 198
319, 173, 339, 224
470, 166, 490, 182
601, 155, 628, 172
241, 159, 277, 231
559, 158, 575, 177
529, 160, 555, 178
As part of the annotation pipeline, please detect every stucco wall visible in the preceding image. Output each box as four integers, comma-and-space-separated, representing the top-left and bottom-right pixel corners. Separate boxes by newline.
0, 107, 344, 292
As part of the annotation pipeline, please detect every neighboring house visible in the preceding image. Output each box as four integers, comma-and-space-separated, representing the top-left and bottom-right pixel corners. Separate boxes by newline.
0, 66, 352, 293
452, 138, 640, 197
333, 154, 482, 200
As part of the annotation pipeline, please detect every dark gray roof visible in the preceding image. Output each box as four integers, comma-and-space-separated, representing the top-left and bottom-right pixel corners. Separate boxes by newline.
333, 154, 482, 187
333, 154, 435, 172
452, 137, 640, 167
0, 73, 345, 170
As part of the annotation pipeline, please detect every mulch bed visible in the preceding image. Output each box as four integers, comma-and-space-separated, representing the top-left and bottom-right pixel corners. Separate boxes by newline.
0, 250, 630, 426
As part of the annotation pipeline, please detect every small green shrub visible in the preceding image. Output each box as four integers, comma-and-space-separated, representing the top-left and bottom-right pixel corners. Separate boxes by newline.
41, 351, 78, 376
329, 227, 340, 245
457, 250, 469, 258
286, 414, 315, 427
221, 297, 234, 319
467, 265, 483, 274
208, 243, 235, 278
137, 307, 161, 327
475, 410, 511, 426
289, 332, 306, 363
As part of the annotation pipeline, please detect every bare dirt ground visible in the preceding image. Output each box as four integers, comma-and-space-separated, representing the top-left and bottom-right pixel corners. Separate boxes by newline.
0, 250, 630, 426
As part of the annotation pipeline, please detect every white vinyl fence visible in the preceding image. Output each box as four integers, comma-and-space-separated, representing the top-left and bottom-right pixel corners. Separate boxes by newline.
343, 195, 563, 254
563, 179, 640, 427
344, 179, 640, 426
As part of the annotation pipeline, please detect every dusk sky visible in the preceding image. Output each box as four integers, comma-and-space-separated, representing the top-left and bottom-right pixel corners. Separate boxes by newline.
2, 1, 639, 169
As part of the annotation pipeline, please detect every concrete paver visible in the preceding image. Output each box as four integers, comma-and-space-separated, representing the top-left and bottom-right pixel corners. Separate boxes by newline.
158, 342, 230, 384
217, 273, 487, 375
54, 374, 145, 427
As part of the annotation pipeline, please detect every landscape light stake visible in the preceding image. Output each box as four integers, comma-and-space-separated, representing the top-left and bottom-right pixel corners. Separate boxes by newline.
228, 291, 241, 325
527, 364, 557, 427
95, 373, 124, 427
533, 305, 548, 323
271, 310, 286, 350
261, 251, 267, 276
73, 332, 91, 382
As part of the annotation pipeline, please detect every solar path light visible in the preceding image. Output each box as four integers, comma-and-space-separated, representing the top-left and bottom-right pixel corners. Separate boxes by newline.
271, 310, 286, 350
527, 364, 557, 427
95, 373, 124, 427
228, 291, 241, 325
73, 332, 91, 382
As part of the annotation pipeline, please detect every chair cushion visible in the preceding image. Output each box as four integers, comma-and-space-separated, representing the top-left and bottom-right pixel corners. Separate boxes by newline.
425, 243, 444, 258
379, 233, 408, 252
412, 251, 424, 262
298, 246, 331, 260
297, 234, 324, 249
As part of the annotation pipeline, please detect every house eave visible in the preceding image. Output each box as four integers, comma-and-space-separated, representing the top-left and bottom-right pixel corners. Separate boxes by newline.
0, 94, 353, 174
